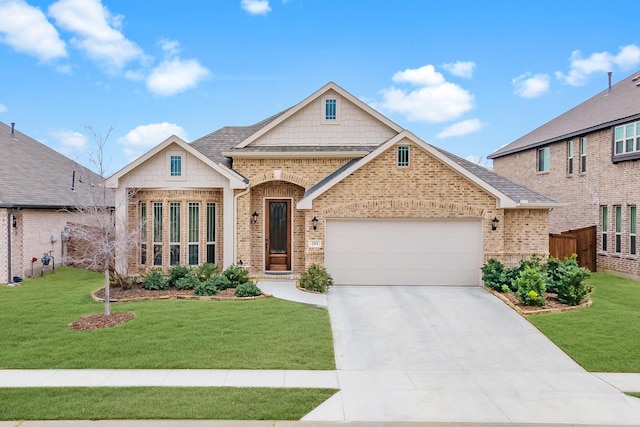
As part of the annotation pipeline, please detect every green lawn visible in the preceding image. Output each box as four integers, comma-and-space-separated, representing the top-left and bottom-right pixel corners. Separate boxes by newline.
0, 387, 337, 420
0, 267, 335, 369
529, 272, 640, 372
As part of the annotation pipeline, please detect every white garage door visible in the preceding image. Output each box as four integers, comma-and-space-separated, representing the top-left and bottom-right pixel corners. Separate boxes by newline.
325, 219, 482, 286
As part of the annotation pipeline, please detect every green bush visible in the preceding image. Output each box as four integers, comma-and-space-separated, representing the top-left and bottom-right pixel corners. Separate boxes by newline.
299, 264, 334, 293
544, 257, 564, 293
141, 270, 169, 290
193, 278, 220, 296
175, 274, 199, 291
480, 258, 509, 292
235, 283, 263, 297
168, 265, 191, 287
514, 267, 547, 306
222, 264, 251, 288
194, 263, 219, 281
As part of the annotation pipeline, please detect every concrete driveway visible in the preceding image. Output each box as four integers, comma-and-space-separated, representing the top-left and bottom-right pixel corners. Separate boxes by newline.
303, 286, 640, 424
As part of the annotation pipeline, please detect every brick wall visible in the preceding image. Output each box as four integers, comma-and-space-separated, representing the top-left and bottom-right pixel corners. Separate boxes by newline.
493, 127, 640, 277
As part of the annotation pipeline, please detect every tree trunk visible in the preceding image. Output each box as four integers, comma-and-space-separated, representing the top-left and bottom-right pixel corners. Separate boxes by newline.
104, 268, 111, 315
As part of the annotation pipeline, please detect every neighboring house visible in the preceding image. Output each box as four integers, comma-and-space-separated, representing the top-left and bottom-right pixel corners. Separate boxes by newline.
107, 82, 558, 286
0, 122, 106, 284
489, 70, 640, 278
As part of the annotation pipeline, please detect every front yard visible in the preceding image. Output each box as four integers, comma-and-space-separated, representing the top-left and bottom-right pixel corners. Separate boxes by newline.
529, 272, 640, 372
0, 267, 335, 369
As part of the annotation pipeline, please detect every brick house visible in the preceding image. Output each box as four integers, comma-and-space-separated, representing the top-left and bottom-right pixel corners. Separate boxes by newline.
107, 82, 558, 286
489, 70, 640, 278
0, 122, 105, 284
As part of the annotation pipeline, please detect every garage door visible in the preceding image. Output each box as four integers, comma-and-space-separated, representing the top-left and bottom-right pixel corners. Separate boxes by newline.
325, 219, 482, 286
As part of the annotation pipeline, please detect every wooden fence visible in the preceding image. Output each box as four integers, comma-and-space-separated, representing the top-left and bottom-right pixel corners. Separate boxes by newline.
549, 225, 596, 271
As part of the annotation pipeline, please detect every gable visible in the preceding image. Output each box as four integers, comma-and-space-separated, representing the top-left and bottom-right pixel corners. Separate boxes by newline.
248, 89, 398, 148
113, 142, 231, 189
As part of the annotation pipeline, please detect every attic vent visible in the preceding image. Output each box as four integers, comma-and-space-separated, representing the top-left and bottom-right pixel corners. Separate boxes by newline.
632, 75, 640, 82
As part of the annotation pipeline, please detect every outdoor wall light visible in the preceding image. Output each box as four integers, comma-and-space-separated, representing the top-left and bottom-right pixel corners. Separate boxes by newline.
251, 211, 259, 224
491, 216, 499, 231
12, 216, 17, 228
311, 216, 318, 230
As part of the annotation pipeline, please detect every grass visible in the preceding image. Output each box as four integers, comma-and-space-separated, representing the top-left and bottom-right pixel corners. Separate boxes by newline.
0, 267, 335, 369
0, 387, 337, 420
529, 272, 640, 372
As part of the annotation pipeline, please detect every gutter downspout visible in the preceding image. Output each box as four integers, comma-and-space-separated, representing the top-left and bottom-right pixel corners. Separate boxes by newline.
6, 209, 13, 285
233, 187, 251, 265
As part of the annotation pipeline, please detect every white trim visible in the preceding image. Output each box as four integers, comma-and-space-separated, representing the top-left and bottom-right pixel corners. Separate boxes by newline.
297, 130, 521, 210
221, 150, 370, 159
234, 82, 404, 149
106, 135, 247, 190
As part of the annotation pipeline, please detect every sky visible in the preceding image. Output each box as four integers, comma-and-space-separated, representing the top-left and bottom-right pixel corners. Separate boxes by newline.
0, 0, 639, 175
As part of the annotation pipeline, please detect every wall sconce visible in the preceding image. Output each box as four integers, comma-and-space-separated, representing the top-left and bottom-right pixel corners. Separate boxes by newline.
491, 216, 499, 231
12, 216, 17, 228
251, 211, 259, 224
311, 216, 318, 230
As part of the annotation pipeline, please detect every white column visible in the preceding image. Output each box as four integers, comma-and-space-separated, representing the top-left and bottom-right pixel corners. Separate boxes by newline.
222, 185, 234, 268
114, 186, 128, 276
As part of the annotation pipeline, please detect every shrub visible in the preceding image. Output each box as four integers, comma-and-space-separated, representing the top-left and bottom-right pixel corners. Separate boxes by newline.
480, 258, 509, 292
518, 253, 546, 272
141, 270, 169, 290
175, 274, 199, 291
514, 267, 546, 306
168, 265, 190, 287
109, 270, 138, 290
235, 283, 263, 297
544, 256, 564, 293
193, 278, 220, 296
194, 263, 219, 281
299, 264, 334, 293
222, 264, 251, 288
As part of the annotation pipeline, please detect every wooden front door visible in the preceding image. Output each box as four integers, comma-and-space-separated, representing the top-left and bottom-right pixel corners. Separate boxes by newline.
265, 199, 291, 271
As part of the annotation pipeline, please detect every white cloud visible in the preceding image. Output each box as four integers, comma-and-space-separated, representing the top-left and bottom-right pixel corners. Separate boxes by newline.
118, 122, 188, 160
442, 61, 476, 78
512, 72, 550, 98
436, 118, 484, 138
0, 103, 7, 113
49, 128, 88, 156
556, 44, 640, 86
146, 57, 210, 96
160, 38, 180, 56
0, 0, 66, 62
392, 64, 445, 86
241, 0, 271, 15
48, 0, 143, 72
377, 64, 475, 123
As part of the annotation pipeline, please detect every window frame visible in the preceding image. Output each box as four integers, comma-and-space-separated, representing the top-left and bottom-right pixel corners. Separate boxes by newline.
140, 202, 147, 265
630, 205, 637, 255
397, 145, 410, 168
206, 202, 216, 264
613, 120, 640, 162
580, 137, 587, 172
169, 202, 181, 265
601, 206, 608, 252
567, 140, 574, 175
188, 202, 200, 265
615, 205, 622, 253
321, 96, 340, 124
152, 202, 163, 266
170, 155, 182, 177
537, 146, 550, 172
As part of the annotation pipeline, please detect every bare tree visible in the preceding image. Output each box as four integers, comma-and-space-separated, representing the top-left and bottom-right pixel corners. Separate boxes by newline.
65, 126, 138, 315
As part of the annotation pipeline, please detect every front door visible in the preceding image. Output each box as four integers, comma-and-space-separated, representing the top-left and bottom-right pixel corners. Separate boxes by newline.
265, 199, 291, 271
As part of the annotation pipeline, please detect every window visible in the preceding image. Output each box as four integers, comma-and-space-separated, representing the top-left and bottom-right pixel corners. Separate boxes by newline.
397, 145, 410, 167
630, 206, 636, 255
615, 205, 622, 253
601, 206, 608, 251
206, 203, 216, 264
169, 202, 181, 265
188, 202, 200, 265
567, 140, 574, 174
153, 202, 163, 266
580, 137, 587, 172
614, 120, 640, 158
537, 146, 550, 172
170, 155, 182, 176
140, 202, 147, 265
325, 99, 336, 120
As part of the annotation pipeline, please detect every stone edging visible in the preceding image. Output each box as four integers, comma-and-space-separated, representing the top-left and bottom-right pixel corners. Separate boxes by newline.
91, 288, 272, 303
484, 287, 592, 316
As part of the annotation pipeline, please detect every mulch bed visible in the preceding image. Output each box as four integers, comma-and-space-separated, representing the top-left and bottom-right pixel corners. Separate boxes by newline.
72, 286, 252, 331
489, 289, 591, 315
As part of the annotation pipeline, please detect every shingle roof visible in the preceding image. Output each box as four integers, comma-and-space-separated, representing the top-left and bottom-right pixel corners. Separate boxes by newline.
190, 110, 290, 167
489, 70, 640, 159
435, 147, 558, 204
0, 122, 108, 208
